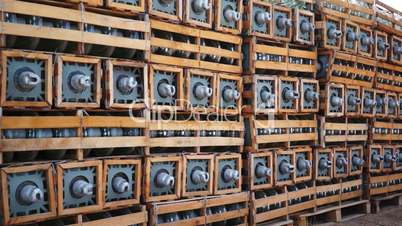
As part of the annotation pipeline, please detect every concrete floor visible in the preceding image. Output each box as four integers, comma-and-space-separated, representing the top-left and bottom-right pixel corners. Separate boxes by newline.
334, 206, 402, 226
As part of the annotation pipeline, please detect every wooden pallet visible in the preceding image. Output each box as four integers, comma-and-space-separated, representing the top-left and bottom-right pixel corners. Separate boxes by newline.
315, 180, 341, 208
144, 155, 182, 202
250, 188, 289, 226
148, 0, 182, 22
340, 177, 364, 202
370, 118, 402, 143
205, 192, 249, 225
375, 62, 397, 92
150, 20, 242, 73
0, 163, 56, 226
242, 75, 278, 115
183, 0, 213, 28
1, 0, 149, 57
244, 114, 317, 152
56, 160, 103, 216
242, 0, 273, 39
294, 199, 370, 226
317, 50, 376, 88
55, 55, 102, 109
104, 59, 148, 110
243, 150, 274, 191
287, 44, 317, 78
182, 153, 214, 198
0, 50, 52, 109
371, 191, 402, 214
0, 110, 148, 163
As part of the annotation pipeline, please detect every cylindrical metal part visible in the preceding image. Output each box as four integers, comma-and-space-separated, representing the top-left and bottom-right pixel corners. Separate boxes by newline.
348, 95, 361, 106
191, 169, 210, 184
276, 16, 292, 30
283, 88, 299, 101
16, 71, 41, 91
304, 89, 319, 102
346, 30, 357, 42
192, 0, 211, 13
112, 176, 130, 194
70, 73, 91, 92
71, 179, 94, 198
117, 76, 137, 94
19, 184, 44, 205
156, 171, 175, 188
352, 155, 364, 167
384, 153, 396, 163
158, 82, 176, 98
255, 163, 271, 178
279, 160, 294, 174
364, 97, 376, 107
224, 7, 241, 22
372, 153, 383, 163
297, 157, 312, 171
194, 84, 213, 100
300, 20, 314, 33
223, 87, 240, 102
330, 94, 343, 107
319, 158, 332, 169
223, 168, 240, 182
255, 11, 271, 25
336, 156, 348, 168
327, 28, 342, 39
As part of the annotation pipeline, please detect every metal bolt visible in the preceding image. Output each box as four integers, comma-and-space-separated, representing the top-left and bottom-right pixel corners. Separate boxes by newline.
158, 82, 176, 98
70, 73, 91, 92
16, 71, 41, 91
19, 184, 44, 205
194, 84, 212, 100
71, 179, 94, 198
112, 176, 130, 194
156, 171, 175, 188
191, 169, 210, 184
255, 11, 271, 25
117, 76, 137, 94
255, 163, 271, 178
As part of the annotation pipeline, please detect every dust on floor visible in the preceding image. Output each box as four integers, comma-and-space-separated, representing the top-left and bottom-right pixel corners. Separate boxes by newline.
334, 206, 402, 226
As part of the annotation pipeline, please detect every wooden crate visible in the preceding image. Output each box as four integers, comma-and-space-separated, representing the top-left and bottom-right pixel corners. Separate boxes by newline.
182, 154, 214, 198
0, 113, 82, 163
250, 188, 289, 226
214, 0, 243, 35
391, 120, 402, 142
342, 20, 359, 54
278, 76, 299, 113
349, 145, 364, 176
287, 44, 317, 78
366, 145, 383, 174
293, 9, 315, 46
1, 0, 149, 57
147, 115, 244, 154
217, 73, 242, 115
105, 0, 145, 14
64, 0, 103, 7
148, 198, 205, 226
345, 85, 362, 117
205, 192, 249, 225
198, 29, 242, 73
56, 160, 103, 216
382, 145, 397, 173
244, 150, 274, 191
371, 118, 393, 142
315, 180, 341, 207
184, 69, 217, 113
213, 153, 242, 195
386, 92, 399, 118
320, 83, 345, 117
375, 62, 396, 92
349, 0, 375, 26
65, 205, 147, 226
395, 145, 402, 171
242, 37, 287, 75
144, 155, 182, 202
244, 114, 317, 151
300, 78, 319, 113
104, 59, 148, 110
375, 1, 397, 35
316, 0, 349, 19
374, 31, 390, 61
80, 114, 148, 158
242, 0, 273, 39
102, 159, 142, 208
242, 75, 278, 115
395, 66, 402, 93
149, 64, 185, 112
317, 50, 375, 88
361, 87, 376, 117
275, 149, 295, 186
391, 36, 402, 65
148, 0, 182, 22
314, 148, 334, 181
0, 163, 56, 226
183, 0, 213, 28
150, 20, 199, 68
366, 173, 402, 197
340, 177, 363, 202
316, 15, 343, 50
333, 147, 349, 178
375, 89, 387, 117
358, 25, 374, 57
272, 5, 292, 42
318, 117, 368, 148
55, 55, 102, 109
0, 50, 52, 108
287, 181, 315, 214
293, 147, 313, 183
